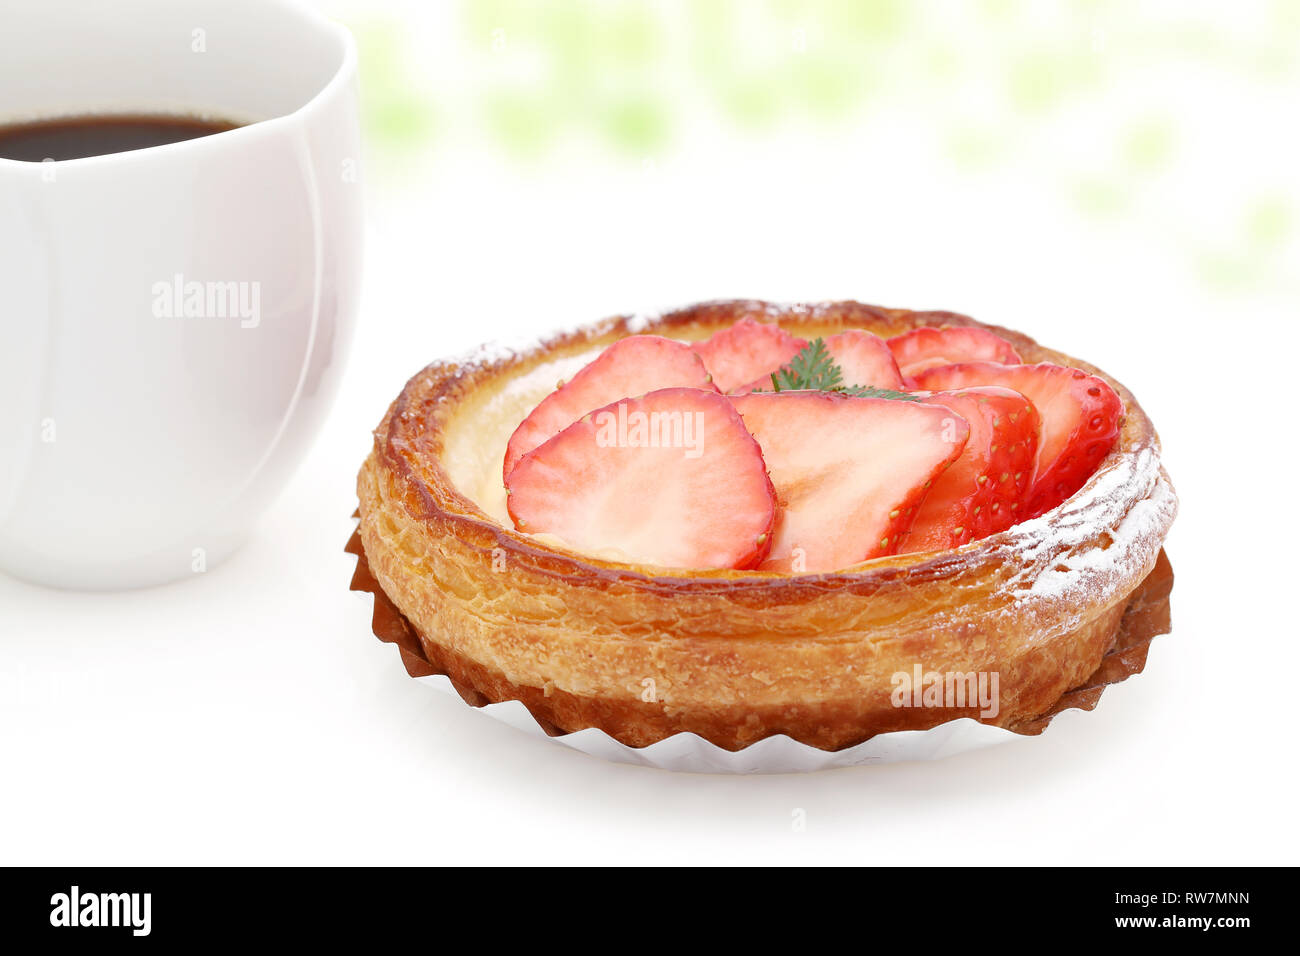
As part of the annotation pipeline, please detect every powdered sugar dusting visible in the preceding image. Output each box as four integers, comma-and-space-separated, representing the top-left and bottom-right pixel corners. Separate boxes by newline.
999, 443, 1177, 614
442, 315, 636, 374
624, 312, 654, 334
445, 335, 537, 371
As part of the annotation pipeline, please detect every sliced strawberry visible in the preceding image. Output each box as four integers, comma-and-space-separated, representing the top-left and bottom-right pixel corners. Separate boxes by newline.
729, 391, 968, 573
899, 388, 1040, 553
692, 317, 807, 393
912, 362, 1123, 518
824, 330, 906, 390
506, 388, 775, 570
731, 330, 905, 394
888, 326, 1022, 382
503, 335, 716, 480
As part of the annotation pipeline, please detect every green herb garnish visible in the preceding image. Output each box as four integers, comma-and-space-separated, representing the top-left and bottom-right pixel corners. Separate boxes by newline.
769, 337, 841, 392
765, 337, 920, 401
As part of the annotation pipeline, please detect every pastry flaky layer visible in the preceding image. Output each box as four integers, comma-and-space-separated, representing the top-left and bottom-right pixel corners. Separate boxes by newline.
357, 300, 1178, 751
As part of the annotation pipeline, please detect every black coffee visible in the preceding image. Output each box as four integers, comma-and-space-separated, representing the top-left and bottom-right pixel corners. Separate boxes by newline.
0, 114, 240, 162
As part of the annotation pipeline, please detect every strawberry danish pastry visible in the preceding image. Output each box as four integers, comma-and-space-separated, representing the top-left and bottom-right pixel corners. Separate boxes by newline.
355, 300, 1177, 751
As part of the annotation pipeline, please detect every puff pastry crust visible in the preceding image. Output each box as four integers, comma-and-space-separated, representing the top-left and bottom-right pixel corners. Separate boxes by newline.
356, 300, 1178, 751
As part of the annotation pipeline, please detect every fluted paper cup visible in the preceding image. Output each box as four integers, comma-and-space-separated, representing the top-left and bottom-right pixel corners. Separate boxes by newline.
346, 525, 1173, 774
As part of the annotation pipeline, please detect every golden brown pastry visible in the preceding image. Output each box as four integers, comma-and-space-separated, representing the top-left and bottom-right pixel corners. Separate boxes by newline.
355, 300, 1177, 751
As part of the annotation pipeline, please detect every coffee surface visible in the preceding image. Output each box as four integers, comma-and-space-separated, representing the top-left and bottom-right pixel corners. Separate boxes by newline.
0, 114, 240, 162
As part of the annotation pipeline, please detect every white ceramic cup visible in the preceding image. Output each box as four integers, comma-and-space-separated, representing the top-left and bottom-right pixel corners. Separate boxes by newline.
0, 0, 362, 589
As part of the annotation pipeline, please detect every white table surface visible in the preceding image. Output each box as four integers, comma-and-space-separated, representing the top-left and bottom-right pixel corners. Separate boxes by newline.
2, 105, 1295, 866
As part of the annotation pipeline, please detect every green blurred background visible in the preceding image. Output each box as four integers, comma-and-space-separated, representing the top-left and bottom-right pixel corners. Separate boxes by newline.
333, 0, 1296, 303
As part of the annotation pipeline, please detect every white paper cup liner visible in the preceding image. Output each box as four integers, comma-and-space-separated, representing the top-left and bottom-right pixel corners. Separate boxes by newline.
417, 672, 1018, 772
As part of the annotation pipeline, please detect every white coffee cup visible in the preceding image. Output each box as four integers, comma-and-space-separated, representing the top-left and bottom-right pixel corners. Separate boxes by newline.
0, 0, 363, 589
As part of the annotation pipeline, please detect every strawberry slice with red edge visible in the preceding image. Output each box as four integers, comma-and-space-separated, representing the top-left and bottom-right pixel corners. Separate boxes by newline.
506, 388, 776, 570
503, 334, 716, 480
899, 387, 1040, 553
824, 330, 906, 390
888, 326, 1022, 383
729, 391, 968, 573
731, 329, 904, 394
692, 317, 807, 393
912, 362, 1123, 518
